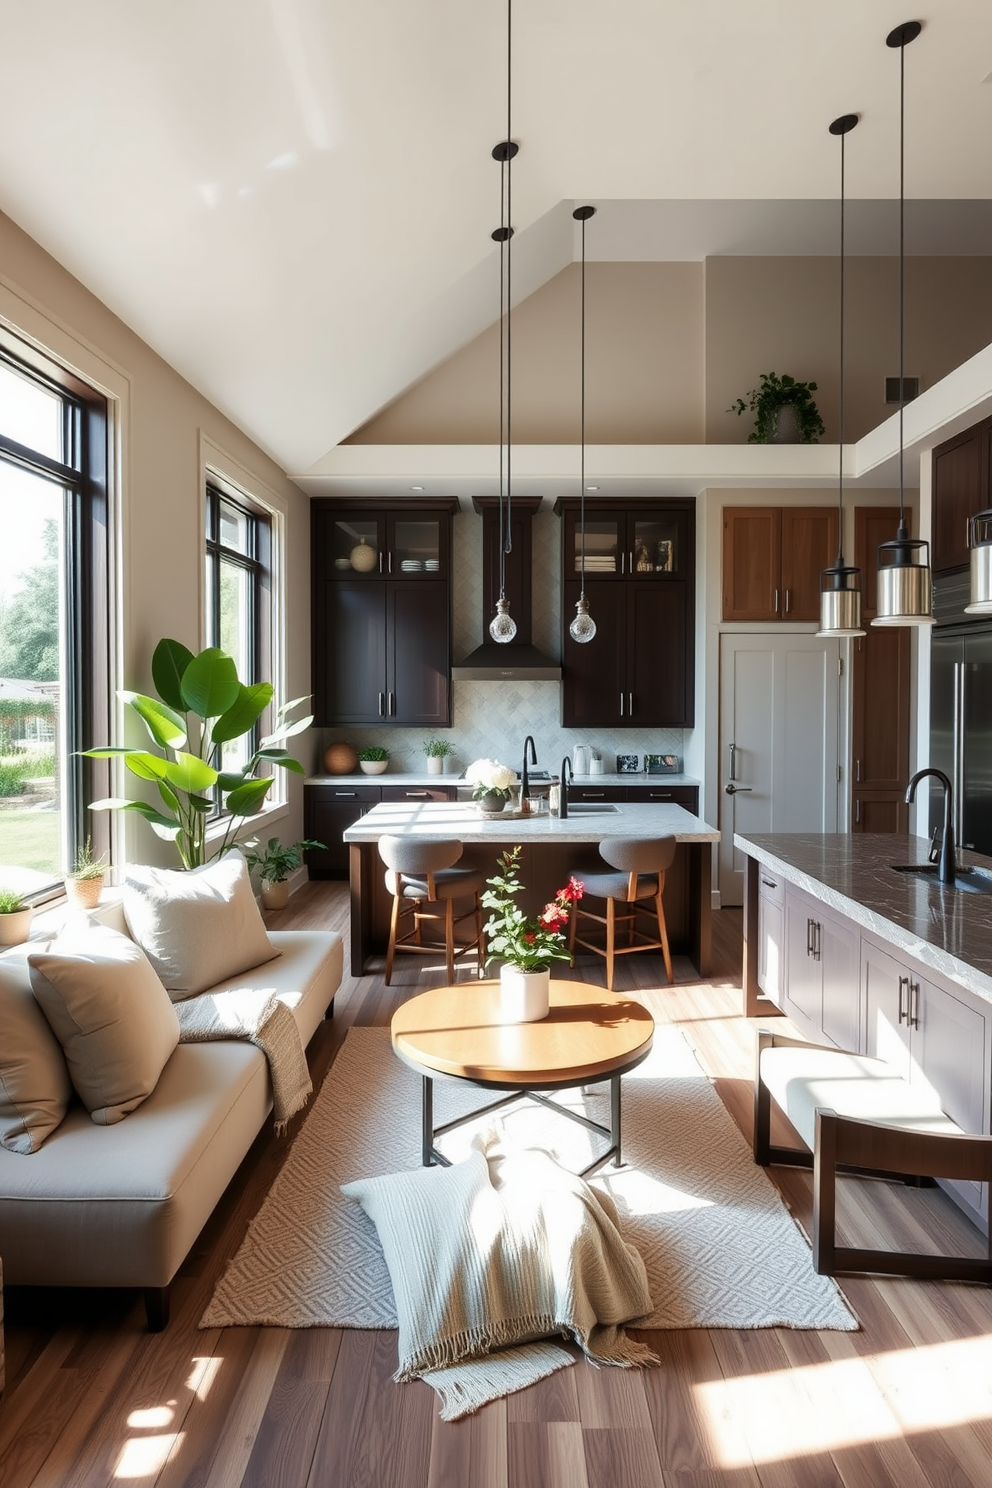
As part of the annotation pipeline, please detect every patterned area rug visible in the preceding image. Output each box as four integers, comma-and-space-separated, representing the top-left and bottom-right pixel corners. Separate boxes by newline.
203, 1023, 857, 1339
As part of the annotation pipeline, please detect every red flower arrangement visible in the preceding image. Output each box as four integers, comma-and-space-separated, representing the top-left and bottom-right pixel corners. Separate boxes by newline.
482, 845, 584, 973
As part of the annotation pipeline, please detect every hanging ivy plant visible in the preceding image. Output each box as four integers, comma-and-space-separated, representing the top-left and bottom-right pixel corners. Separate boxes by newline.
728, 371, 825, 444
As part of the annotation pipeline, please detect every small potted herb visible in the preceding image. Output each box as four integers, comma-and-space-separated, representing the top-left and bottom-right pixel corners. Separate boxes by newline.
423, 736, 453, 776
0, 888, 32, 947
357, 745, 389, 776
65, 837, 108, 910
244, 836, 325, 910
728, 371, 825, 444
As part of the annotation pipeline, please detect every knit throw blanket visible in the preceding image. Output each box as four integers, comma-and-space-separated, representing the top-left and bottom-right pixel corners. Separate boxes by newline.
176, 988, 312, 1133
341, 1130, 657, 1419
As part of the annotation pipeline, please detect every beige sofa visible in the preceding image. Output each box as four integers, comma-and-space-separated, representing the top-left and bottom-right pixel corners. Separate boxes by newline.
0, 902, 342, 1329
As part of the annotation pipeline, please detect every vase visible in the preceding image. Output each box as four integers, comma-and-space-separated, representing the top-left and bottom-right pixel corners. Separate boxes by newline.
260, 879, 291, 910
359, 759, 388, 775
65, 875, 104, 910
426, 756, 443, 776
479, 791, 506, 814
499, 964, 550, 1022
0, 908, 32, 947
769, 403, 801, 444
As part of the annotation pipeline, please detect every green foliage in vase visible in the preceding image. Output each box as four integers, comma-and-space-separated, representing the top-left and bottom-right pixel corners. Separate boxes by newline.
243, 836, 325, 884
728, 371, 825, 444
357, 745, 389, 762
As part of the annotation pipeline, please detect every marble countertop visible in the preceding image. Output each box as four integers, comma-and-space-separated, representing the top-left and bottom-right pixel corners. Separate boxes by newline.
735, 831, 992, 1003
345, 799, 720, 845
306, 772, 701, 788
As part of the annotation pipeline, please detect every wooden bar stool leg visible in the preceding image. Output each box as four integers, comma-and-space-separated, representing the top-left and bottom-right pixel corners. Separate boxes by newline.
474, 893, 485, 977
655, 881, 673, 984
445, 897, 455, 983
568, 905, 578, 966
606, 898, 616, 991
385, 892, 401, 985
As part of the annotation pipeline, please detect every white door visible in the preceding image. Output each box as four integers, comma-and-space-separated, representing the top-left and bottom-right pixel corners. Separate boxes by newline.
719, 634, 841, 906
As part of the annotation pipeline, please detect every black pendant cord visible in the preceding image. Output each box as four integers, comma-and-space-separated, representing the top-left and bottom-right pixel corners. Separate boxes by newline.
579, 210, 587, 601
504, 0, 513, 577
897, 26, 907, 539
498, 154, 507, 602
836, 127, 847, 569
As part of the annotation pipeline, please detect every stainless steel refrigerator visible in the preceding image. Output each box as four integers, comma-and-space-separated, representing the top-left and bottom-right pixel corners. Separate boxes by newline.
929, 628, 992, 855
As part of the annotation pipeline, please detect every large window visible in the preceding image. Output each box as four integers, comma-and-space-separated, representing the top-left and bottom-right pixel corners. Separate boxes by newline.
204, 482, 271, 781
0, 344, 110, 900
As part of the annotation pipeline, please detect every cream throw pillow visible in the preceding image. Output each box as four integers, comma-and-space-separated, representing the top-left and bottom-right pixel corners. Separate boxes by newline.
122, 850, 278, 999
0, 948, 73, 1153
29, 921, 180, 1126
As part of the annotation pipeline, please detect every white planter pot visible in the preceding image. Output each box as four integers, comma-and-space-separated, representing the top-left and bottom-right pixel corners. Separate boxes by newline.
0, 908, 32, 947
426, 756, 444, 775
499, 964, 550, 1023
359, 759, 388, 775
260, 879, 290, 910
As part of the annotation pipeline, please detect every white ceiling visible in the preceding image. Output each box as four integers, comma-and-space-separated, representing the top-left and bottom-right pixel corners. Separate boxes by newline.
0, 1, 990, 478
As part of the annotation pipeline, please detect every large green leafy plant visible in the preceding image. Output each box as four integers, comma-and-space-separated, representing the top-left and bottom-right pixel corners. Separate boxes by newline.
85, 638, 312, 869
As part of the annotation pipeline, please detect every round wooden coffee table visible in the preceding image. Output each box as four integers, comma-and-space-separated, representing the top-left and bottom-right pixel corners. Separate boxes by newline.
390, 979, 655, 1173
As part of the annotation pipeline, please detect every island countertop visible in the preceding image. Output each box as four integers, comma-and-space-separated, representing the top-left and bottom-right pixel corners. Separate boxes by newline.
344, 799, 720, 845
735, 831, 992, 1002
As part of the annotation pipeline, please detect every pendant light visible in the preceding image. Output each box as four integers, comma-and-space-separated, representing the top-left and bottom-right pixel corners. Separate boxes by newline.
818, 113, 865, 638
873, 19, 934, 628
965, 510, 992, 612
569, 204, 597, 644
489, 0, 517, 644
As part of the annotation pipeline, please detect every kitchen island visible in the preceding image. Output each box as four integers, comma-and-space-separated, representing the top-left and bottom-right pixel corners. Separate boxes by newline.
344, 800, 720, 977
736, 830, 992, 1230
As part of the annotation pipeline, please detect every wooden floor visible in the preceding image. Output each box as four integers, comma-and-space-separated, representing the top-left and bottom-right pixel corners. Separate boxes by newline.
4, 882, 992, 1487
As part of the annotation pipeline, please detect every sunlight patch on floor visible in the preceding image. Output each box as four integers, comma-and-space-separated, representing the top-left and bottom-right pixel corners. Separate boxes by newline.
696, 1335, 992, 1467
114, 1433, 184, 1479
187, 1354, 223, 1400
125, 1406, 174, 1430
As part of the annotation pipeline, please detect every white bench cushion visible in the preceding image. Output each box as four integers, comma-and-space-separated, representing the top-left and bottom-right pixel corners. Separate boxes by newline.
760, 1045, 963, 1152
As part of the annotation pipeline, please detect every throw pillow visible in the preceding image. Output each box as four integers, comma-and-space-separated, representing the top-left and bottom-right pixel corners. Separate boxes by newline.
341, 1136, 654, 1383
0, 948, 73, 1153
122, 850, 278, 999
29, 921, 180, 1126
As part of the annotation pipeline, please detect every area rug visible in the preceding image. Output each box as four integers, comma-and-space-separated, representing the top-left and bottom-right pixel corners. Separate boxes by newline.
202, 1024, 856, 1407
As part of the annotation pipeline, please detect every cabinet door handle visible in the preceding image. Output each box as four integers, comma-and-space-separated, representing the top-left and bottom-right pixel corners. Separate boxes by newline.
651, 791, 673, 800
806, 918, 814, 957
897, 974, 909, 1025
583, 792, 606, 798
620, 551, 625, 575
814, 922, 821, 961
619, 692, 624, 717
785, 589, 791, 614
855, 759, 861, 783
629, 551, 634, 575
628, 692, 634, 716
388, 691, 396, 715
404, 790, 429, 798
388, 551, 393, 574
854, 799, 861, 824
379, 551, 384, 573
910, 980, 921, 1030
378, 692, 385, 716
774, 588, 780, 614
334, 791, 358, 798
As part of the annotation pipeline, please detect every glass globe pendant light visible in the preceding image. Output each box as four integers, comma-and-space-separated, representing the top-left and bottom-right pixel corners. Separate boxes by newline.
569, 204, 597, 645
489, 3, 517, 644
818, 113, 865, 638
873, 20, 933, 629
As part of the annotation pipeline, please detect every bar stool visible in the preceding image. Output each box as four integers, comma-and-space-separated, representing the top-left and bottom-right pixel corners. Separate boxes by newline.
568, 837, 676, 991
378, 836, 486, 985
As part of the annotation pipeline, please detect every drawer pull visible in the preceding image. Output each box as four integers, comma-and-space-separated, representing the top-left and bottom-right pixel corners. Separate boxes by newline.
761, 877, 777, 889
334, 791, 358, 797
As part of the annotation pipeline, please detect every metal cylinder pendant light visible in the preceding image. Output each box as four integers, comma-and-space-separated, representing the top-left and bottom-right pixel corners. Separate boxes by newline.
818, 112, 865, 638
489, 0, 517, 644
569, 204, 597, 644
873, 19, 933, 628
964, 509, 992, 613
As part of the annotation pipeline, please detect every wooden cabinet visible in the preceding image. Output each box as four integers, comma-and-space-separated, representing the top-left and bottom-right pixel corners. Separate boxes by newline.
722, 506, 838, 622
782, 884, 860, 1049
555, 499, 695, 729
312, 500, 457, 727
305, 781, 456, 877
566, 784, 699, 810
851, 507, 911, 834
863, 935, 990, 1216
931, 418, 992, 574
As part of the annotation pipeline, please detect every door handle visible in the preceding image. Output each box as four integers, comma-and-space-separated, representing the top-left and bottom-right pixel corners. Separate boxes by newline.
910, 980, 921, 1031
774, 588, 780, 614
378, 692, 385, 717
388, 691, 396, 716
619, 692, 624, 717
628, 692, 633, 716
784, 589, 791, 614
729, 742, 737, 781
725, 783, 752, 794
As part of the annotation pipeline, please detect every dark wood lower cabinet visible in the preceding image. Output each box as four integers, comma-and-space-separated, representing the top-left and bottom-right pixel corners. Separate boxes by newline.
852, 794, 909, 833
305, 783, 456, 876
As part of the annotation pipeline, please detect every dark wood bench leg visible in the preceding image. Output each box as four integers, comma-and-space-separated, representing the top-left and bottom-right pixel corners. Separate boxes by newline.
144, 1286, 170, 1332
324, 996, 335, 1020
812, 1109, 838, 1275
753, 1030, 774, 1165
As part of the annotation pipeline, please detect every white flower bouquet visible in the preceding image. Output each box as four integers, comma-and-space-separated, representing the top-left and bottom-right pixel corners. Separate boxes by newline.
464, 758, 516, 802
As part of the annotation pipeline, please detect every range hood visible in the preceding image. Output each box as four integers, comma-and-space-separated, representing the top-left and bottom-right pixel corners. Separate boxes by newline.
452, 496, 562, 681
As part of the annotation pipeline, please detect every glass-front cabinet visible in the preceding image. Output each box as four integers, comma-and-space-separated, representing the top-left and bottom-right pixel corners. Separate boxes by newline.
564, 505, 688, 579
323, 513, 445, 578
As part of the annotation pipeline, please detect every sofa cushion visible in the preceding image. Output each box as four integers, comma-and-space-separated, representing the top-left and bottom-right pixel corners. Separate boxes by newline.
29, 921, 180, 1126
123, 851, 278, 999
0, 947, 72, 1154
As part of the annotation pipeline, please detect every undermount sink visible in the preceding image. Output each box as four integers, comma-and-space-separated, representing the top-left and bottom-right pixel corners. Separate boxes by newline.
889, 863, 992, 896
563, 803, 620, 815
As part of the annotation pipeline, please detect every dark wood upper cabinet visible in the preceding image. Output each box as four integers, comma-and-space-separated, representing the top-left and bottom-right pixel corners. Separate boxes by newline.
722, 506, 837, 622
311, 498, 457, 726
931, 418, 992, 574
555, 498, 695, 728
851, 506, 911, 835
855, 506, 904, 618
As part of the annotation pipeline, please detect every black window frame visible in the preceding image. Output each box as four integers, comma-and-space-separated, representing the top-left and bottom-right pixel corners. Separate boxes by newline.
0, 341, 111, 902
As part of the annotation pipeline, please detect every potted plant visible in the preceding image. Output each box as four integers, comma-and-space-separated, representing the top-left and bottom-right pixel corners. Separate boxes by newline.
0, 888, 32, 947
481, 846, 584, 1020
465, 758, 516, 813
423, 736, 453, 776
357, 745, 389, 776
243, 835, 325, 910
728, 371, 825, 444
65, 837, 108, 910
84, 637, 313, 869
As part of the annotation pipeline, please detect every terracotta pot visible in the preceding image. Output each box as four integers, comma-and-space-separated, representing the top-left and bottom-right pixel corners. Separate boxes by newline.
260, 879, 291, 911
0, 909, 32, 947
65, 875, 105, 910
324, 742, 358, 775
499, 964, 550, 1022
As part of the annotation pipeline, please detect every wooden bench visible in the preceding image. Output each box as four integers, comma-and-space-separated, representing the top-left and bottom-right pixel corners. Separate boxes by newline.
753, 1029, 992, 1283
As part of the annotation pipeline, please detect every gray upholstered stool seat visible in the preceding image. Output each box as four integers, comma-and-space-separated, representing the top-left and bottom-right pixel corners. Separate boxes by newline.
378, 836, 485, 985
568, 836, 676, 991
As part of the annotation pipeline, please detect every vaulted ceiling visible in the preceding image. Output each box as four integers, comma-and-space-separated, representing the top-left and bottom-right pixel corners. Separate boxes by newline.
1, 1, 989, 477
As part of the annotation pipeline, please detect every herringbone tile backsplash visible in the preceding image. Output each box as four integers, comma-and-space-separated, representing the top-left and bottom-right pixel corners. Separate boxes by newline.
316, 500, 685, 776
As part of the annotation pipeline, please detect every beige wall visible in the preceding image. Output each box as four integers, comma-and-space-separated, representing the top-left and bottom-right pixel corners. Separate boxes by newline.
706, 256, 992, 445
346, 262, 706, 445
0, 209, 312, 865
